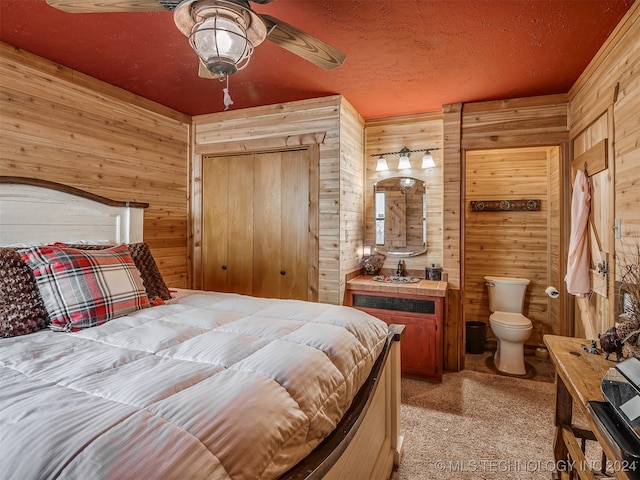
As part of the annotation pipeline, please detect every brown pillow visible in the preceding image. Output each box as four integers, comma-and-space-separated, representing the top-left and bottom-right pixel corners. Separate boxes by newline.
0, 248, 49, 337
63, 242, 171, 303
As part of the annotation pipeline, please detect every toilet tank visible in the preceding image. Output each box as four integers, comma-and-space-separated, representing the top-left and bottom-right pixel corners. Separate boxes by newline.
484, 276, 530, 313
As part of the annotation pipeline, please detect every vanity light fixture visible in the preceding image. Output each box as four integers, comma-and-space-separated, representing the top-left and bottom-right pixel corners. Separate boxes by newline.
375, 156, 390, 171
421, 150, 436, 169
370, 147, 441, 171
397, 148, 412, 170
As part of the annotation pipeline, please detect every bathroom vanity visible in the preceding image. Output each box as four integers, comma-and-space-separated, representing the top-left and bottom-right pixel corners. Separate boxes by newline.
345, 276, 446, 381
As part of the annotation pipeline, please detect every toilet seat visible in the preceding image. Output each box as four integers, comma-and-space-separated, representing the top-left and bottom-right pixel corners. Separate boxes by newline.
490, 311, 532, 329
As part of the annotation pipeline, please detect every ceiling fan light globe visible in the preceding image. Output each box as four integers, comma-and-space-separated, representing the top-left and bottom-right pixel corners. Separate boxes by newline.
191, 16, 251, 72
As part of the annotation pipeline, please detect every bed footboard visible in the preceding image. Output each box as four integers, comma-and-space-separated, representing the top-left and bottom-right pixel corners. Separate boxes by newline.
281, 324, 405, 480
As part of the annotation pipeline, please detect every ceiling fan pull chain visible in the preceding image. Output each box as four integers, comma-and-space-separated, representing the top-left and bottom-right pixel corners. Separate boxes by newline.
223, 76, 234, 111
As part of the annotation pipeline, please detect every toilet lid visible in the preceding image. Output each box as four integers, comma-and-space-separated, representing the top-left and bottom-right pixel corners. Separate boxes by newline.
490, 312, 532, 328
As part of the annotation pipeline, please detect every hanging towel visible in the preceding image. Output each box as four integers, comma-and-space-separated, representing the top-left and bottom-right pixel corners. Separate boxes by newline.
565, 169, 591, 297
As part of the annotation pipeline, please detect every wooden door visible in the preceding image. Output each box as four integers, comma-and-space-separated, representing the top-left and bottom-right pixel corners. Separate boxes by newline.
279, 149, 309, 300
395, 313, 438, 379
202, 154, 254, 294
572, 113, 613, 339
253, 149, 309, 300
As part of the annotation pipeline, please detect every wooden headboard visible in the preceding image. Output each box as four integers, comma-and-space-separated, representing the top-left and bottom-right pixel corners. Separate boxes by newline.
0, 176, 148, 246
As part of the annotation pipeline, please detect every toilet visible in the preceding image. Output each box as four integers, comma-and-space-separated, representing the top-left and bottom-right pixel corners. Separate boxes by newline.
485, 276, 533, 375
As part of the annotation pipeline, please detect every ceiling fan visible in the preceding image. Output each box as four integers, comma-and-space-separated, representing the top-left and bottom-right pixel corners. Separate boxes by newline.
45, 0, 346, 80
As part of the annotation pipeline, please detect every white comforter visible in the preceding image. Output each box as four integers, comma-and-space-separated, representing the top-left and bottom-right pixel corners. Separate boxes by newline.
0, 290, 388, 480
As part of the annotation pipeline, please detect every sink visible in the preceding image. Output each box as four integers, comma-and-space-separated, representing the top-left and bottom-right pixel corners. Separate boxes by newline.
372, 275, 421, 284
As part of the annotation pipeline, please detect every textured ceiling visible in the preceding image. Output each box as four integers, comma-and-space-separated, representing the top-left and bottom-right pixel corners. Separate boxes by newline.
0, 0, 634, 119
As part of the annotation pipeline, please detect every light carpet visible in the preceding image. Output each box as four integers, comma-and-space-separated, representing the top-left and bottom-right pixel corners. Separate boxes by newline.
393, 370, 583, 480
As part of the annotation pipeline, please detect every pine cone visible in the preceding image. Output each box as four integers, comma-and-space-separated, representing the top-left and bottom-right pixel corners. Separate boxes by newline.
617, 314, 640, 344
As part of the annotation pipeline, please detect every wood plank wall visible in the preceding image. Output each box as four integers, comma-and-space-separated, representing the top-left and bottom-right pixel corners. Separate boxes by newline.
568, 1, 640, 335
548, 146, 562, 335
465, 147, 555, 347
365, 112, 462, 371
364, 112, 444, 274
442, 103, 463, 372
0, 43, 191, 287
338, 100, 366, 299
452, 95, 570, 353
191, 95, 363, 305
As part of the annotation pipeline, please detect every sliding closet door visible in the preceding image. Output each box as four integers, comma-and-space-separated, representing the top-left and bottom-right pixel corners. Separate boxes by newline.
202, 154, 254, 294
202, 147, 316, 301
253, 151, 282, 298
280, 150, 310, 300
253, 149, 309, 300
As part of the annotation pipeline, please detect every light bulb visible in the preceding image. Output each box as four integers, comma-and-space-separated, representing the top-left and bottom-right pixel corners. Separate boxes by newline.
375, 156, 389, 171
397, 154, 411, 170
421, 151, 435, 169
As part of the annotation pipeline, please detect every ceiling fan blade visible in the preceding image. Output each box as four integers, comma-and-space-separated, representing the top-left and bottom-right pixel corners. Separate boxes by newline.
260, 14, 346, 71
198, 62, 221, 80
45, 0, 170, 13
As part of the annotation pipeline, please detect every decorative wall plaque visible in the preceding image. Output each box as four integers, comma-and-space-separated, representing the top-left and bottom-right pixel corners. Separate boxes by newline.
470, 199, 541, 212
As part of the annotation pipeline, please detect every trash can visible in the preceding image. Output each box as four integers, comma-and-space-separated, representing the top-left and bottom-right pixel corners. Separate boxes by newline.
466, 321, 486, 354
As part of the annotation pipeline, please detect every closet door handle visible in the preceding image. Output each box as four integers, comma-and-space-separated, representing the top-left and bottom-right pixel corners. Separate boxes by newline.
280, 270, 286, 276
221, 265, 227, 270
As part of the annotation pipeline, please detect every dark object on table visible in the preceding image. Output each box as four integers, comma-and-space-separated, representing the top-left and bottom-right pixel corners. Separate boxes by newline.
425, 264, 442, 281
583, 340, 599, 355
589, 357, 640, 479
599, 327, 624, 361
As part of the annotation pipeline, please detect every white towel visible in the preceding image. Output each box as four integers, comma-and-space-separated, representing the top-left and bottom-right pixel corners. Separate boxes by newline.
565, 169, 591, 297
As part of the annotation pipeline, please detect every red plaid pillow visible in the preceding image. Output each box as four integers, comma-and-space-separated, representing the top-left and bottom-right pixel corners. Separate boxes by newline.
19, 245, 150, 331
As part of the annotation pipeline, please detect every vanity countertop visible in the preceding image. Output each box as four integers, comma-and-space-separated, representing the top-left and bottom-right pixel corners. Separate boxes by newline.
346, 275, 448, 297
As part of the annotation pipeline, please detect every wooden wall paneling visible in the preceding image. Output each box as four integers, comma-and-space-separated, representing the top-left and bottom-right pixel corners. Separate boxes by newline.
192, 96, 354, 305
465, 147, 550, 347
338, 100, 366, 302
445, 287, 462, 372
442, 103, 463, 371
0, 42, 191, 287
613, 40, 640, 253
569, 2, 640, 138
568, 2, 639, 338
458, 95, 570, 355
548, 147, 562, 336
462, 95, 569, 150
307, 143, 320, 303
442, 104, 463, 288
364, 112, 444, 275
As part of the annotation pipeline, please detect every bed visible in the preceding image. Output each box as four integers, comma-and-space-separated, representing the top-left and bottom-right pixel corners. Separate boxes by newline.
0, 176, 404, 480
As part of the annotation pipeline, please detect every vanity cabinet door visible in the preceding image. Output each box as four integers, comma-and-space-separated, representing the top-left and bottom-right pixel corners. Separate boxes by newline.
392, 312, 438, 379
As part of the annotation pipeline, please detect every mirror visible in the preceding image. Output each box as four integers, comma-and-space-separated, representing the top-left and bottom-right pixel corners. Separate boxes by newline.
373, 177, 426, 257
